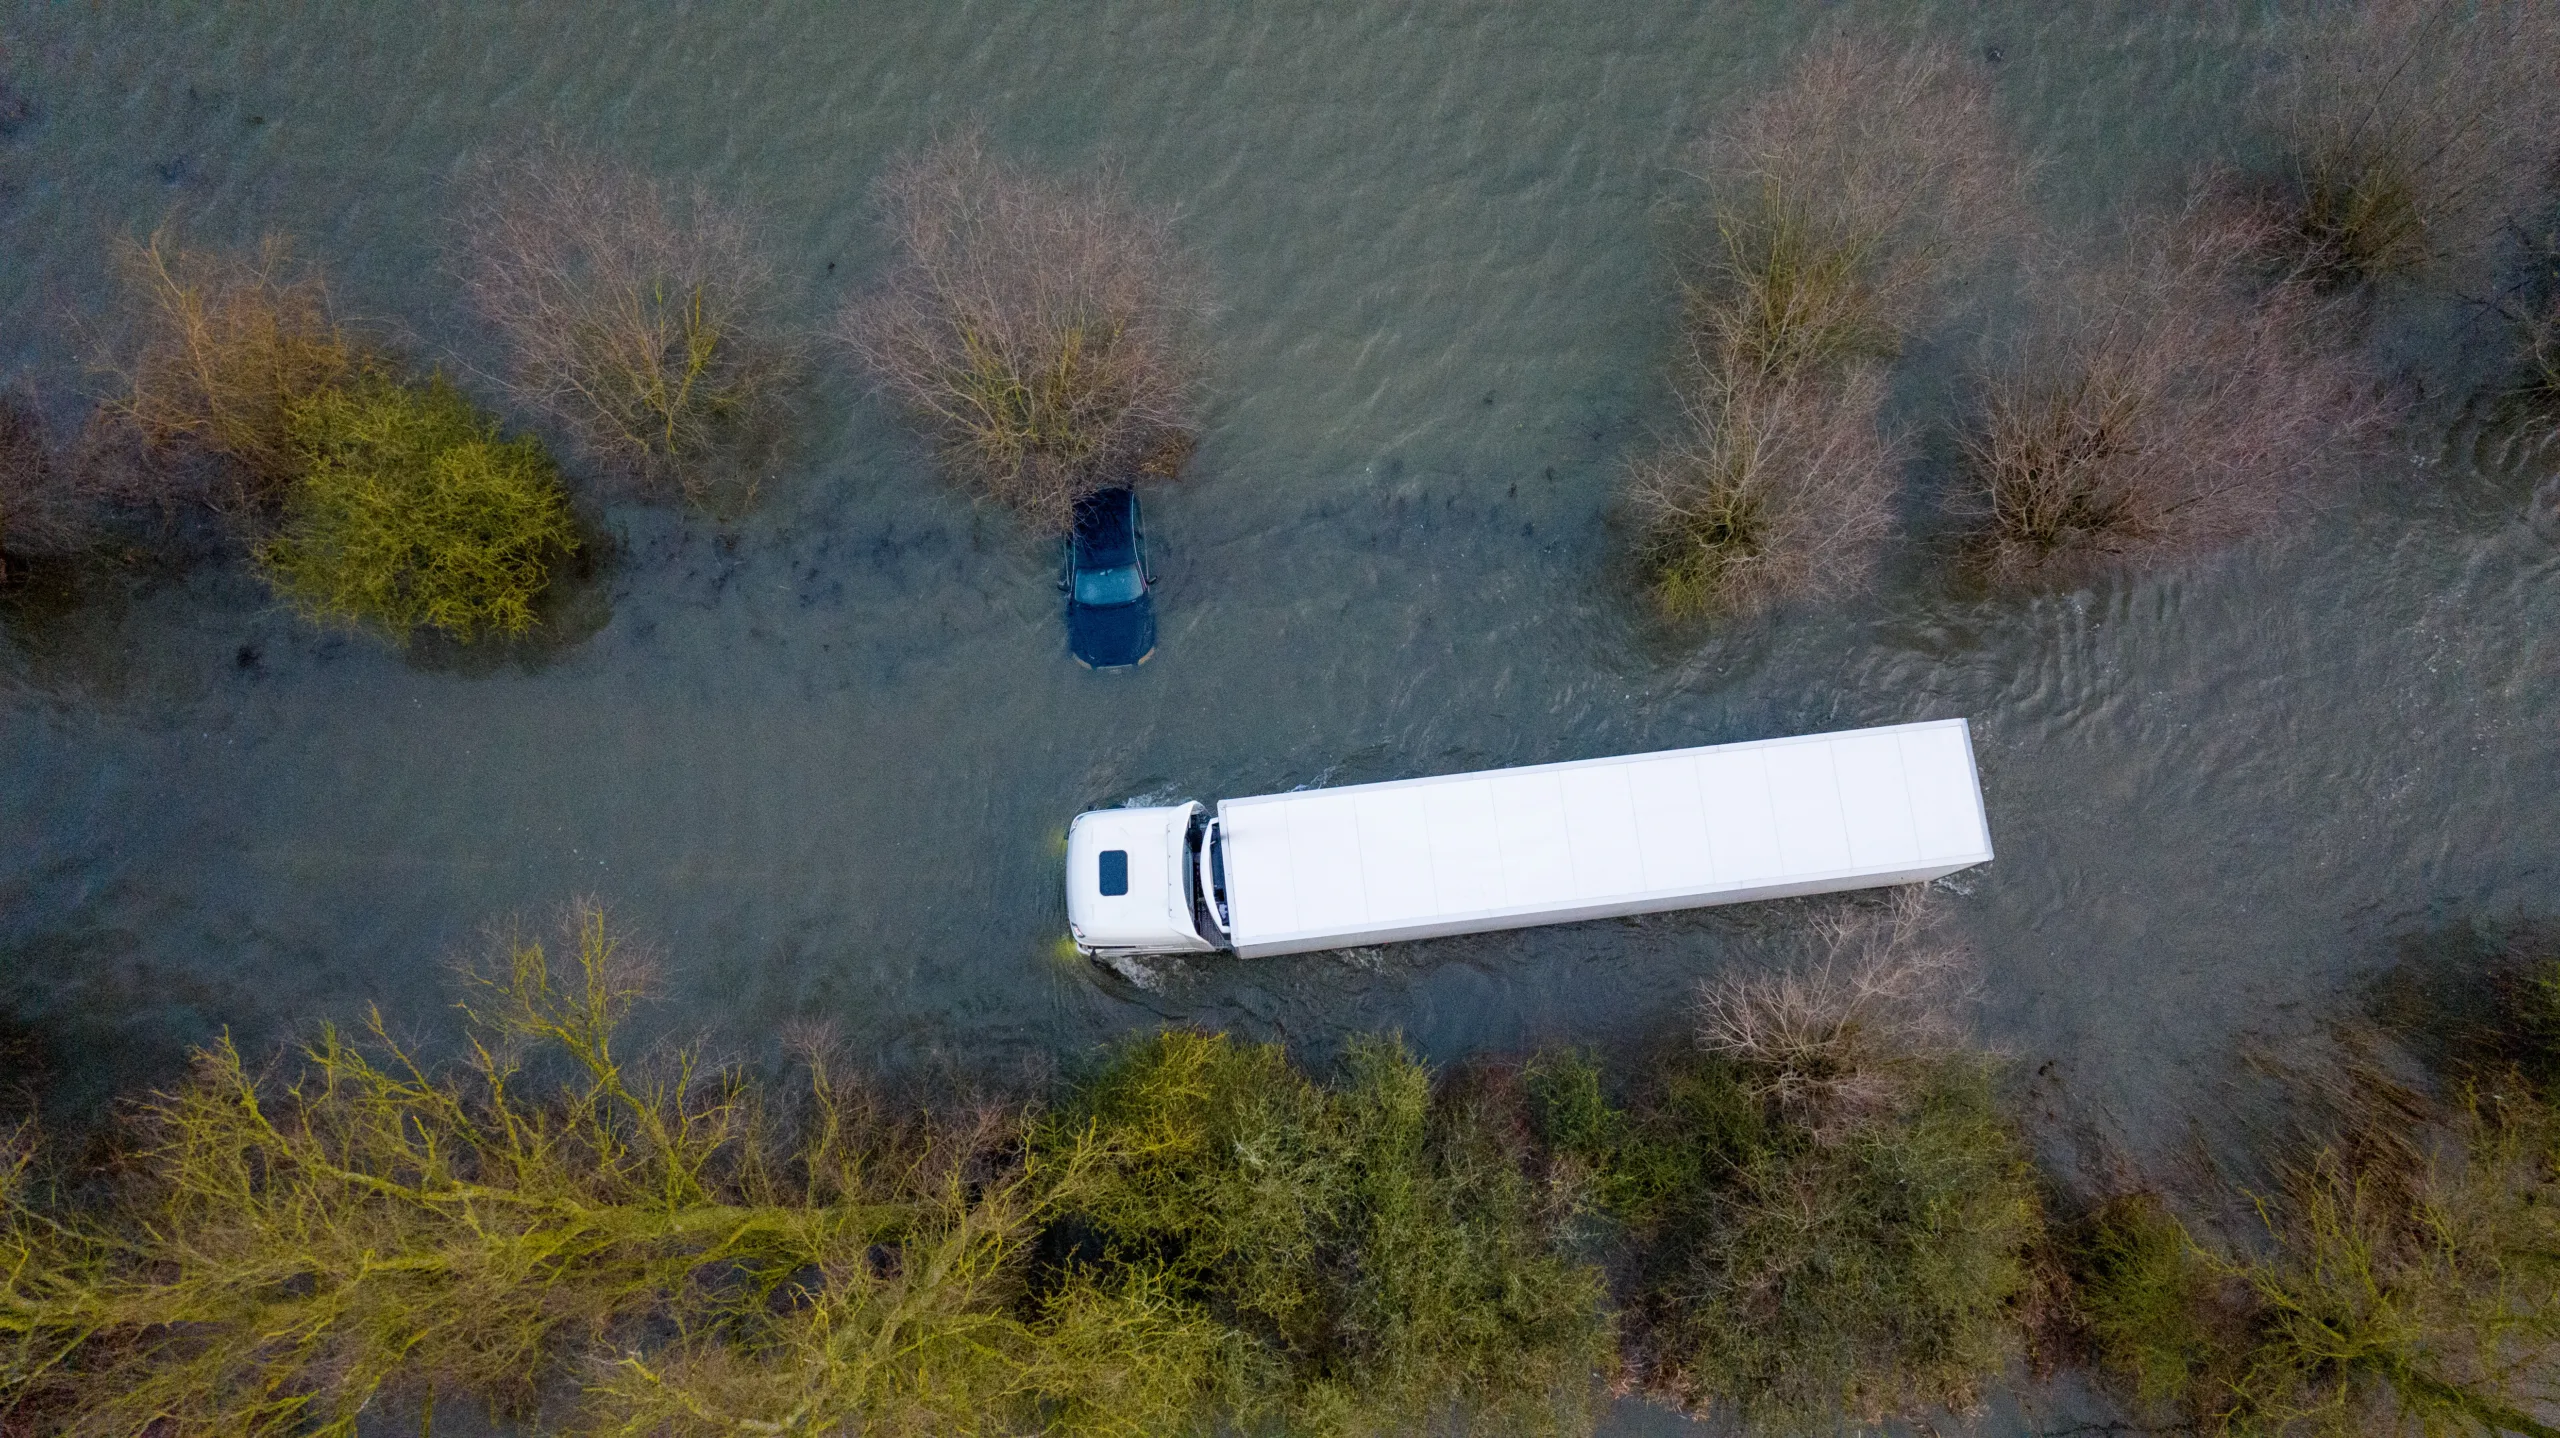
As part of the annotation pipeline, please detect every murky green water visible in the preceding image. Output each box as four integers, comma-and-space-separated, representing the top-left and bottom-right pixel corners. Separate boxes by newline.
3, 3, 2558, 1426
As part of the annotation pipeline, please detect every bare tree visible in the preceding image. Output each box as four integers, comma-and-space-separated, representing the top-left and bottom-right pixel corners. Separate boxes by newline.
2259, 0, 2560, 291
459, 145, 797, 509
838, 133, 1208, 535
1955, 198, 2386, 588
100, 229, 355, 508
0, 394, 94, 581
1693, 891, 1973, 1139
1677, 38, 2023, 383
1629, 38, 2020, 618
1626, 359, 1898, 617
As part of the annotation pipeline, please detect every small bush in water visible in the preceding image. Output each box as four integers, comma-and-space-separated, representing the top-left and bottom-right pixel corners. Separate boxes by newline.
1675, 40, 2015, 386
259, 374, 577, 641
102, 229, 356, 508
2065, 1192, 2236, 1417
1954, 199, 2383, 588
460, 144, 798, 510
839, 132, 1207, 535
1628, 365, 1896, 618
1628, 40, 2019, 618
2255, 0, 2560, 293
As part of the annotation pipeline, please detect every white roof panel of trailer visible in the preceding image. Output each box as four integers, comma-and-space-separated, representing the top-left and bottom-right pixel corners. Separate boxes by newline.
1215, 718, 1990, 949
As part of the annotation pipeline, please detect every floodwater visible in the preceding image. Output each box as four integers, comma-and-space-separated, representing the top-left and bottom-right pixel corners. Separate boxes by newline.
2, 1, 2558, 1427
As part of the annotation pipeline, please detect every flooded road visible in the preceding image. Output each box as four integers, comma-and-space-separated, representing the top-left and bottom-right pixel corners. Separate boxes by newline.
3, 11, 2557, 1404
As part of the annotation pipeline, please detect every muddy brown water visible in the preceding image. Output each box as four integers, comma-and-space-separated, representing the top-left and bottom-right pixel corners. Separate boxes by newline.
3, 3, 2557, 1431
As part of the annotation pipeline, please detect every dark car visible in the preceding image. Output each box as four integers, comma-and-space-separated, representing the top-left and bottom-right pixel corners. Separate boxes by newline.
1063, 486, 1156, 669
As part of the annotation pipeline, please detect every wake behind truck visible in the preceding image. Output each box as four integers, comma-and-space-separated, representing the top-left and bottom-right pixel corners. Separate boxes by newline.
1065, 718, 1993, 961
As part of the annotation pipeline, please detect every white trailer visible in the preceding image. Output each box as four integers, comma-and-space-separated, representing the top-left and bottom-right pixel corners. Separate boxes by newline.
1064, 718, 1992, 961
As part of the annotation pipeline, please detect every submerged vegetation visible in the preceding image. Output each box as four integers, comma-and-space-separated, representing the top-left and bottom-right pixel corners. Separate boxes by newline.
6, 0, 2548, 633
1955, 202, 2383, 587
1675, 41, 2014, 380
103, 230, 357, 508
1943, 0, 2556, 589
12, 143, 806, 634
1627, 0, 2559, 608
1630, 40, 2015, 618
2255, 0, 2560, 294
88, 232, 582, 644
840, 132, 1208, 535
460, 145, 798, 509
1627, 365, 1898, 618
2067, 935, 2560, 1437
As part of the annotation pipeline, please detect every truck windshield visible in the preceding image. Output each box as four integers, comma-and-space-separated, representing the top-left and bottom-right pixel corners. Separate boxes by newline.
1207, 824, 1229, 926
1186, 813, 1228, 944
1073, 563, 1145, 607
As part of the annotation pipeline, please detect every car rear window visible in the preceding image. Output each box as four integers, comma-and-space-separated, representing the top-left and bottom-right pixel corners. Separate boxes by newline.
1099, 849, 1129, 895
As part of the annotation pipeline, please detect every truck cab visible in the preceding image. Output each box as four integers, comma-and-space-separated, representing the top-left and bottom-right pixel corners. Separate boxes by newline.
1065, 803, 1229, 956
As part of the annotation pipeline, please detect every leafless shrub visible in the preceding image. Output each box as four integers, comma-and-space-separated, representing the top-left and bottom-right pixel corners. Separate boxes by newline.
2075, 1014, 2560, 1438
1956, 199, 2387, 588
1628, 361, 1898, 617
838, 132, 1208, 535
2525, 259, 2560, 417
1694, 891, 1973, 1136
1630, 39, 2021, 618
459, 146, 797, 509
0, 393, 170, 582
2259, 0, 2560, 291
1677, 38, 2023, 382
0, 395, 92, 580
2237, 1023, 2436, 1211
100, 229, 355, 507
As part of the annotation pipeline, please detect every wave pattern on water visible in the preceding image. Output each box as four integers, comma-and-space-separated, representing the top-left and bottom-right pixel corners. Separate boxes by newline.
0, 4, 2554, 1327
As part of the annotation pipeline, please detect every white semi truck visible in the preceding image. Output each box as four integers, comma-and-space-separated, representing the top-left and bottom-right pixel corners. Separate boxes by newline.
1065, 717, 1992, 961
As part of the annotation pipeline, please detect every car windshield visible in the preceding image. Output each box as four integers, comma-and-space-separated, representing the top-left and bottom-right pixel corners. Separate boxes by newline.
1074, 563, 1145, 607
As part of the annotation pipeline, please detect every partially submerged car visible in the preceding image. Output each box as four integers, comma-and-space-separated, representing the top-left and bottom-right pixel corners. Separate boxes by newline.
1063, 485, 1156, 669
